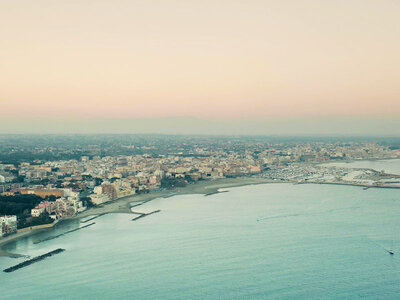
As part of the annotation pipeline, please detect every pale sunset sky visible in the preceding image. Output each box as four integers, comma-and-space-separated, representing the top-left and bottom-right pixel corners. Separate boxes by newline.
1, 0, 399, 134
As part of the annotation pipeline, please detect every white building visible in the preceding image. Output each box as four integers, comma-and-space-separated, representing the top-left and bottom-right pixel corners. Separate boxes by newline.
63, 189, 82, 211
31, 207, 45, 217
89, 193, 109, 205
1, 215, 17, 236
93, 186, 103, 195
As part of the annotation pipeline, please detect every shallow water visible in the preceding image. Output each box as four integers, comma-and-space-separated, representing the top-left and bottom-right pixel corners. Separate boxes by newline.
1, 183, 400, 299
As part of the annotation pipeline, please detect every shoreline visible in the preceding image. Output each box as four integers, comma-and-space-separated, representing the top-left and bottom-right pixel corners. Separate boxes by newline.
1, 175, 399, 257
0, 177, 276, 256
296, 180, 400, 189
0, 230, 43, 257
316, 157, 400, 166
0, 221, 59, 257
73, 177, 278, 218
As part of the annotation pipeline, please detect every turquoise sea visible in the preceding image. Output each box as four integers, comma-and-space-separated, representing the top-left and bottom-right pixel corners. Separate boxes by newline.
1, 182, 400, 299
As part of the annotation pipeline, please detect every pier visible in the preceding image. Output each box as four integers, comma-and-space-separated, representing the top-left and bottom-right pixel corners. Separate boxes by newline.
4, 248, 65, 273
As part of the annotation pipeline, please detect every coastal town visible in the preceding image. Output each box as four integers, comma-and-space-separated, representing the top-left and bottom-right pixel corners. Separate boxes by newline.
1, 135, 400, 239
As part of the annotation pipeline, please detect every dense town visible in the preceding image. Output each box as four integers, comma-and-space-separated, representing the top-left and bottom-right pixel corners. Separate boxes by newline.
1, 135, 400, 238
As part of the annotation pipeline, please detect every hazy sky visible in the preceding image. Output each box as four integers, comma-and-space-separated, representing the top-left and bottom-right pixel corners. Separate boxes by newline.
1, 0, 400, 133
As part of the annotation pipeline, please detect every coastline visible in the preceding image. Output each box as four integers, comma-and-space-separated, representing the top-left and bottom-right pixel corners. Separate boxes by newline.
1, 175, 399, 257
0, 221, 58, 257
73, 177, 278, 218
0, 177, 276, 257
316, 157, 400, 166
67, 157, 400, 220
296, 180, 400, 189
0, 230, 42, 257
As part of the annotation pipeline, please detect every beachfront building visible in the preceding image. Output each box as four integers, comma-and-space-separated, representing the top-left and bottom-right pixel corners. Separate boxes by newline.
30, 196, 82, 219
1, 215, 17, 236
64, 189, 84, 211
101, 182, 118, 200
31, 201, 55, 218
38, 201, 54, 214
31, 207, 45, 217
89, 193, 109, 205
52, 198, 68, 217
93, 186, 103, 195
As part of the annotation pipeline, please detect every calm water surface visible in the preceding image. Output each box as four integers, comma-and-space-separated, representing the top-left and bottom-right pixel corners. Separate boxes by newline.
1, 183, 400, 299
